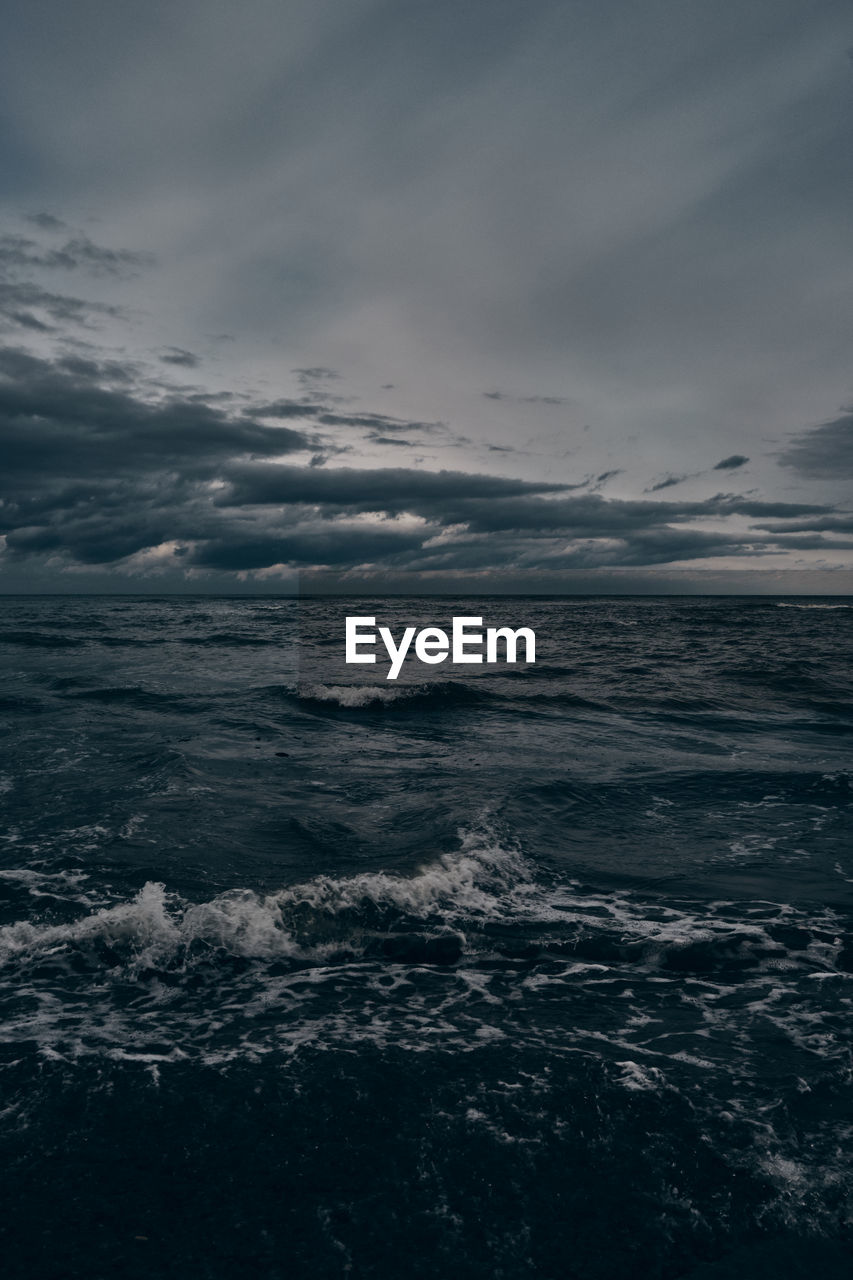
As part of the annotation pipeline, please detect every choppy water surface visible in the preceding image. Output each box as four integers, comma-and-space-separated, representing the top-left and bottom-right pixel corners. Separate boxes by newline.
1, 595, 852, 1278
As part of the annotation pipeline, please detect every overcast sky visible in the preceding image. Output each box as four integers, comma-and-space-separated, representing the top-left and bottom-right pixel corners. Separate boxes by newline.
1, 0, 852, 592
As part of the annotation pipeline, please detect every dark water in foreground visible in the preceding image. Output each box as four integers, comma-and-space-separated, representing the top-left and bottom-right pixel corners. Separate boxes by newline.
1, 595, 852, 1279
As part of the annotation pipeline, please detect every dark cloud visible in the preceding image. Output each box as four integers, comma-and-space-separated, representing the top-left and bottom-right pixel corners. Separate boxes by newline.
55, 353, 136, 383
706, 495, 830, 519
294, 366, 339, 383
484, 390, 567, 406
0, 224, 150, 336
290, 367, 351, 405
255, 399, 322, 420
0, 279, 125, 332
316, 410, 444, 435
193, 525, 429, 572
646, 456, 749, 491
777, 410, 853, 478
404, 491, 824, 538
216, 463, 834, 562
0, 346, 312, 516
750, 531, 853, 550
0, 0, 850, 569
252, 402, 445, 449
0, 232, 152, 277
713, 454, 749, 470
758, 515, 853, 534
4, 308, 52, 332
219, 464, 567, 511
645, 473, 690, 492
0, 336, 847, 582
159, 347, 201, 368
26, 213, 67, 231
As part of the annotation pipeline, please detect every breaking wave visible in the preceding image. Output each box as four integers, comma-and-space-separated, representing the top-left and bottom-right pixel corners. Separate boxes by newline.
0, 827, 525, 973
1, 825, 848, 1011
296, 680, 485, 710
3, 828, 851, 1253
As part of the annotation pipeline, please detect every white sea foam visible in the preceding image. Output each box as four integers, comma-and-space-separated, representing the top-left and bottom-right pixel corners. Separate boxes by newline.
0, 880, 183, 968
0, 867, 97, 905
0, 826, 529, 970
271, 825, 529, 923
298, 683, 416, 708
0, 827, 849, 1111
616, 1061, 667, 1092
0, 828, 845, 984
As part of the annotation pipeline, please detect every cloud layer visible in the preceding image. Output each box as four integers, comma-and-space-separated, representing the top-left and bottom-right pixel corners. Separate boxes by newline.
0, 3, 851, 589
1, 335, 851, 586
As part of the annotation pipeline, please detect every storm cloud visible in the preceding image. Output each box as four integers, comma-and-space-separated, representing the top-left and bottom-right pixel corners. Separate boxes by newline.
0, 1, 851, 589
0, 233, 151, 277
713, 456, 750, 471
1, 340, 850, 584
778, 411, 853, 479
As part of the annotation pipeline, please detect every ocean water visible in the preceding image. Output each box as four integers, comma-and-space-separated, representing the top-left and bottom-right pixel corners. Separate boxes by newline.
1, 594, 851, 1279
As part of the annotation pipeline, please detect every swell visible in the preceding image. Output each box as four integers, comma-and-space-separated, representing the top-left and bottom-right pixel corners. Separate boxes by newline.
522, 768, 852, 815
65, 686, 206, 713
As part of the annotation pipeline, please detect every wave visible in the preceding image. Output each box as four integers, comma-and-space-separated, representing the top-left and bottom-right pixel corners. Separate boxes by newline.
1, 829, 850, 1148
1, 825, 847, 984
295, 680, 485, 710
0, 827, 525, 973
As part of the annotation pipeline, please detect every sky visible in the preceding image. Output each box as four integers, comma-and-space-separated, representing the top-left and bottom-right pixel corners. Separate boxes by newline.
1, 0, 852, 593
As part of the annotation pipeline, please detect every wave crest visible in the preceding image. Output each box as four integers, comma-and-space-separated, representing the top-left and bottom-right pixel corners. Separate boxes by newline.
0, 827, 526, 972
296, 680, 483, 710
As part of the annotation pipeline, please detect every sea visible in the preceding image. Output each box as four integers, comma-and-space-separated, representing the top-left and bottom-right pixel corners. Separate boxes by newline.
1, 594, 851, 1279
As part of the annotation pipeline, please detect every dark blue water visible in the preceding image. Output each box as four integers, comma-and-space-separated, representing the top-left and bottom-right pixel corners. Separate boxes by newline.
1, 595, 852, 1278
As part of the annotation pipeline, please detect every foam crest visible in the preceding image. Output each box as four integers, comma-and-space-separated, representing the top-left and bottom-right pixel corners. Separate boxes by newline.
182, 890, 303, 958
297, 680, 481, 710
299, 683, 410, 708
272, 827, 528, 924
0, 867, 94, 903
616, 1061, 667, 1092
0, 827, 527, 970
0, 881, 182, 968
0, 881, 301, 969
